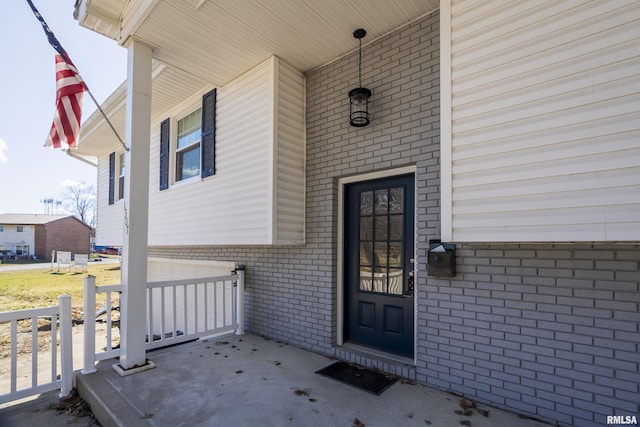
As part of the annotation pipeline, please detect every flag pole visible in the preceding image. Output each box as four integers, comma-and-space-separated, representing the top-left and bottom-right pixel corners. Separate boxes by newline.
85, 88, 129, 151
26, 0, 128, 151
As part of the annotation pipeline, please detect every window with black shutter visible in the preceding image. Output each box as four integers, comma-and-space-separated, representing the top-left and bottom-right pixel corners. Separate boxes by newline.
159, 88, 216, 190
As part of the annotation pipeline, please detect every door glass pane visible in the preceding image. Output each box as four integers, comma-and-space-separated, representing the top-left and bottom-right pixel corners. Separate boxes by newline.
388, 268, 403, 295
360, 217, 373, 241
360, 191, 373, 215
374, 242, 388, 268
390, 215, 403, 240
389, 187, 404, 214
359, 268, 373, 291
374, 189, 388, 214
388, 242, 403, 267
372, 269, 387, 293
375, 216, 388, 241
360, 242, 373, 267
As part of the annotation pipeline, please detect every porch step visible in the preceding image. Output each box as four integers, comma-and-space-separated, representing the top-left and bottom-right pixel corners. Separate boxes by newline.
76, 369, 152, 427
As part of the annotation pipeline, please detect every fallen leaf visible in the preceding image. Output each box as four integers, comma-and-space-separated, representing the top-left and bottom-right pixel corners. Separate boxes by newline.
353, 418, 365, 427
294, 389, 309, 396
215, 341, 229, 345
425, 420, 432, 425
460, 397, 470, 409
460, 421, 472, 426
235, 370, 243, 374
455, 409, 473, 416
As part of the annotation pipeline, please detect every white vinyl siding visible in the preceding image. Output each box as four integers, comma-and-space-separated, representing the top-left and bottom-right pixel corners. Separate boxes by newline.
147, 258, 235, 281
96, 151, 124, 247
147, 56, 305, 246
442, 0, 640, 242
0, 226, 35, 255
274, 61, 306, 244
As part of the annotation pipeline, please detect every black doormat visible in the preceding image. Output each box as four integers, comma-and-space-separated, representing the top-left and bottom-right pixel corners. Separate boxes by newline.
316, 361, 398, 395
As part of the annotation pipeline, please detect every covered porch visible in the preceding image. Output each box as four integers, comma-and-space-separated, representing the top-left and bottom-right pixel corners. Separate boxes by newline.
74, 332, 549, 427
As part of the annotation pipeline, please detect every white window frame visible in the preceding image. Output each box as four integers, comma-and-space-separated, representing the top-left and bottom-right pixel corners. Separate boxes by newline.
118, 152, 125, 201
174, 107, 202, 183
15, 244, 29, 255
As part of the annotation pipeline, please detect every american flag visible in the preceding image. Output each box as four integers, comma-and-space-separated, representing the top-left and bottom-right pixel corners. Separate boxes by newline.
26, 0, 87, 149
46, 55, 86, 149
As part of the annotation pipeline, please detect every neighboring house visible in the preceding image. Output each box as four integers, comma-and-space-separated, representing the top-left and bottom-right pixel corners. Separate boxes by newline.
0, 214, 91, 261
72, 2, 639, 426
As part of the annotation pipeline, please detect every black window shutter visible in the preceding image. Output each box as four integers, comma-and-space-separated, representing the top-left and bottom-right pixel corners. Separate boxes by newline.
159, 118, 170, 190
201, 89, 216, 178
108, 152, 115, 205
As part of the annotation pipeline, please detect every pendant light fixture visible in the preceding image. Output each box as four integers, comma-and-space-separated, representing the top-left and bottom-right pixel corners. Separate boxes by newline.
348, 28, 371, 127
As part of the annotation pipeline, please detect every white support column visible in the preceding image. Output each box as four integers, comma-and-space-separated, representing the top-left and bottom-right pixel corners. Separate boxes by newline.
58, 294, 72, 398
119, 39, 152, 370
82, 275, 96, 374
235, 266, 245, 335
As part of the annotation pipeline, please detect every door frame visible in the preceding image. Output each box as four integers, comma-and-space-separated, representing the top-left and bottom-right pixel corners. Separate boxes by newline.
336, 165, 417, 362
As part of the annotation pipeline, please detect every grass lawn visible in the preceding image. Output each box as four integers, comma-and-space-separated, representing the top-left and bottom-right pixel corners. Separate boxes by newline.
0, 262, 121, 313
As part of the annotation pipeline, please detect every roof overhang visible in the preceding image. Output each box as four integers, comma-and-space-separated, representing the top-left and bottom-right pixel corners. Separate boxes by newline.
73, 0, 440, 157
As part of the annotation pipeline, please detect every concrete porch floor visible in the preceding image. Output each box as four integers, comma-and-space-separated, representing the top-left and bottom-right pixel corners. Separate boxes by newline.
69, 333, 552, 427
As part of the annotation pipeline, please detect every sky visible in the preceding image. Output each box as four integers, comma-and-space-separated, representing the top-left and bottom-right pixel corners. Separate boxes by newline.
0, 0, 127, 215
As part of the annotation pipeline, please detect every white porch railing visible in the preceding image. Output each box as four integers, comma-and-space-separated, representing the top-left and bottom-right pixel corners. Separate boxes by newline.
0, 295, 73, 404
82, 269, 245, 374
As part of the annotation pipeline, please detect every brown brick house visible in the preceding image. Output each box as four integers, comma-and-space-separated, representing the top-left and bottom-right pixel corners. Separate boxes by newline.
0, 214, 91, 261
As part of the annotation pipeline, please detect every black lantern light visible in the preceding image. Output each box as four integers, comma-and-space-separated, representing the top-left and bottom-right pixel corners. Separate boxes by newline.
349, 28, 371, 127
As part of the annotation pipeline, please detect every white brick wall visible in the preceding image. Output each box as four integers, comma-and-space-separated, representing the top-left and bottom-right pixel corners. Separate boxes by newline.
149, 11, 639, 427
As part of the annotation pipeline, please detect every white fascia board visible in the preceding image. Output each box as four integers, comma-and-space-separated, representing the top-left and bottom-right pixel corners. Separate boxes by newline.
440, 0, 453, 241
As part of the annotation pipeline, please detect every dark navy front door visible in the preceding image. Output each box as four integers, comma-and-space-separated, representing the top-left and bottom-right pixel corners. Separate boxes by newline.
344, 174, 415, 357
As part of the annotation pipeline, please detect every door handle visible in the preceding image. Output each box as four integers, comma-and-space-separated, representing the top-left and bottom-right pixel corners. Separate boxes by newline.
404, 271, 414, 297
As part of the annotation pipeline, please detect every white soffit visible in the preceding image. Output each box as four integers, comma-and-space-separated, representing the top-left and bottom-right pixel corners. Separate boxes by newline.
77, 62, 208, 157
79, 0, 440, 86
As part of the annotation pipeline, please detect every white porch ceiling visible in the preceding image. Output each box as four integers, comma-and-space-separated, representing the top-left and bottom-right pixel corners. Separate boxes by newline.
74, 0, 440, 157
77, 0, 440, 86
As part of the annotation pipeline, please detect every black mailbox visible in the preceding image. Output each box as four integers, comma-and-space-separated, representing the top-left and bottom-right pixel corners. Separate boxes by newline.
428, 240, 456, 277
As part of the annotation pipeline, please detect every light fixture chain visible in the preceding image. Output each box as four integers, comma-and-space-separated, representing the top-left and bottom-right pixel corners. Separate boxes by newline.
358, 38, 363, 88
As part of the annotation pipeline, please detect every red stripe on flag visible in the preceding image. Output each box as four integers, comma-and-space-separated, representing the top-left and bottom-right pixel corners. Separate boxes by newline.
45, 55, 86, 149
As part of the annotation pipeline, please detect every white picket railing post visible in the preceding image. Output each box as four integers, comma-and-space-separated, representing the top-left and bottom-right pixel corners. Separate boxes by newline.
235, 266, 245, 335
58, 295, 73, 397
82, 275, 97, 374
